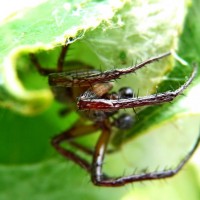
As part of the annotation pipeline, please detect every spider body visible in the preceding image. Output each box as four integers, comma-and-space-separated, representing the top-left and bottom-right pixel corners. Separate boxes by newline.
49, 68, 134, 126
30, 45, 199, 187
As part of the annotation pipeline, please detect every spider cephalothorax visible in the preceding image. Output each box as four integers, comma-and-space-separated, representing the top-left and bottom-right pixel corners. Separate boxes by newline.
30, 45, 199, 187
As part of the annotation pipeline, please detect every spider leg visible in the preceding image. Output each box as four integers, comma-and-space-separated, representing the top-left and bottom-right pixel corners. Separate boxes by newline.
78, 66, 197, 111
51, 122, 99, 172
57, 45, 69, 72
91, 127, 200, 187
90, 125, 112, 185
63, 132, 116, 156
30, 45, 69, 76
49, 52, 171, 87
69, 141, 94, 155
29, 53, 55, 76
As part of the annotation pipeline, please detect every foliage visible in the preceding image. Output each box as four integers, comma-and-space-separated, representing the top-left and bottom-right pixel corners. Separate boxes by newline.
0, 0, 200, 200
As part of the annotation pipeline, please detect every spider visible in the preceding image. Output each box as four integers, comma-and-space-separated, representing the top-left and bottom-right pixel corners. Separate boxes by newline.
30, 44, 199, 187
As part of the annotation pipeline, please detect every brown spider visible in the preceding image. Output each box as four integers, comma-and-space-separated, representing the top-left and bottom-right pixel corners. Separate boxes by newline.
30, 45, 199, 187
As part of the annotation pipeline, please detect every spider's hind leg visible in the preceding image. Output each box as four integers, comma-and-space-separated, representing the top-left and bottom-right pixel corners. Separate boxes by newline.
57, 45, 70, 72
51, 121, 99, 172
29, 45, 70, 76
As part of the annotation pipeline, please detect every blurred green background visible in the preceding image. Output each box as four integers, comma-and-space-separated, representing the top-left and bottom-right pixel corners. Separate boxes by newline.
0, 0, 200, 200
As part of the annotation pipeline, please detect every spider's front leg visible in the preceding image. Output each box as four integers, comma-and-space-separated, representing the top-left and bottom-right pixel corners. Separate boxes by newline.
49, 52, 171, 87
78, 65, 197, 111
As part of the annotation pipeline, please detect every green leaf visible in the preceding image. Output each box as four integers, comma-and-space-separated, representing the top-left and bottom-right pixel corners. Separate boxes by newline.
0, 0, 126, 114
0, 0, 187, 114
1, 0, 200, 200
0, 159, 128, 200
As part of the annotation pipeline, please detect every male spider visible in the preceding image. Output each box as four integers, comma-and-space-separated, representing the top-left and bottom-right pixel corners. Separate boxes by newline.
30, 45, 199, 187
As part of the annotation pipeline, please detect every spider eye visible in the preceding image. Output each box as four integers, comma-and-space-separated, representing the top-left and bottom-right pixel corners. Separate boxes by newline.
114, 113, 134, 130
118, 87, 134, 99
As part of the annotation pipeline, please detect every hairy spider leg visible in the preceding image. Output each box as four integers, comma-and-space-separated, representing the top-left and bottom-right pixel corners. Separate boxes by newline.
52, 116, 200, 187
78, 66, 197, 111
48, 52, 171, 87
29, 45, 69, 75
90, 127, 200, 187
